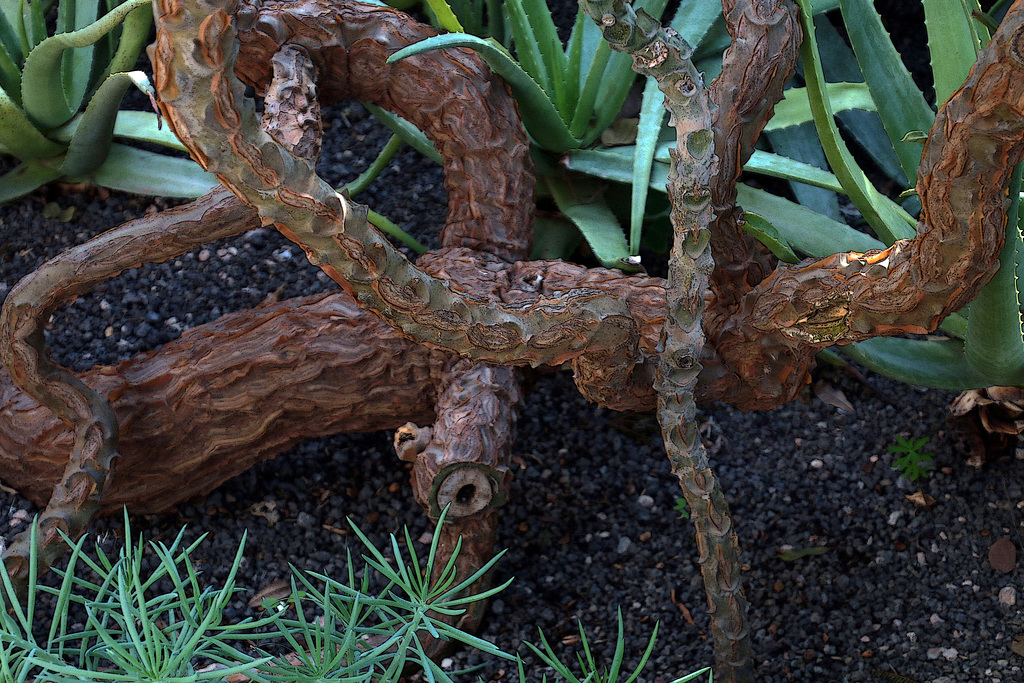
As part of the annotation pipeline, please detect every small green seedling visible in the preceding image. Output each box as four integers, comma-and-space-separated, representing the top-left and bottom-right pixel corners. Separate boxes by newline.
673, 497, 690, 520
888, 435, 934, 483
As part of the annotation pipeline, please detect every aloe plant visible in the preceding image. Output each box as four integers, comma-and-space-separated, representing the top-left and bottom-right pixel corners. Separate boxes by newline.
0, 0, 218, 202
378, 0, 722, 270
564, 0, 1024, 392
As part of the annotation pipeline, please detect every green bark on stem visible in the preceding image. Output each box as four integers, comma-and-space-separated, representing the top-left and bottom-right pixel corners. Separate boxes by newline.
577, 1, 753, 680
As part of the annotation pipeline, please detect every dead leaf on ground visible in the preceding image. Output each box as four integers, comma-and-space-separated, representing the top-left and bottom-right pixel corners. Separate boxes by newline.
813, 380, 855, 414
905, 491, 937, 508
670, 588, 696, 626
249, 500, 280, 526
774, 546, 830, 562
1011, 635, 1024, 657
248, 578, 292, 609
989, 538, 1017, 574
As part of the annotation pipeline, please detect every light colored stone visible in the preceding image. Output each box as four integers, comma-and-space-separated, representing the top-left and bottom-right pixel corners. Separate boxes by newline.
999, 586, 1017, 606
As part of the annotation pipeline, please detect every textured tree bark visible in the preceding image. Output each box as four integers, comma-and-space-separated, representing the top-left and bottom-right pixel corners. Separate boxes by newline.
5, 0, 1024, 677
707, 0, 1024, 409
578, 1, 752, 679
0, 291, 446, 512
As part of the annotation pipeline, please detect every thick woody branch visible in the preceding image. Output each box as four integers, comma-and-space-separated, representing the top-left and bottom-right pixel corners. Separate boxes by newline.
709, 0, 1024, 409
704, 0, 800, 315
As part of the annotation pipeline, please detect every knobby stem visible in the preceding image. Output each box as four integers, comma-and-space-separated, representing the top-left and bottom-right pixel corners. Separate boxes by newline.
577, 1, 753, 680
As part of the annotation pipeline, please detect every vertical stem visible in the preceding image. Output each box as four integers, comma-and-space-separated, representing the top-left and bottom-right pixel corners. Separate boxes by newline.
577, 2, 753, 679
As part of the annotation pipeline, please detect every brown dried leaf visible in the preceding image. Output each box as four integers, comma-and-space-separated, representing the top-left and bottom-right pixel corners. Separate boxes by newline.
989, 538, 1017, 574
1012, 635, 1024, 658
247, 578, 292, 609
670, 588, 696, 626
248, 500, 280, 526
812, 380, 855, 413
905, 491, 937, 508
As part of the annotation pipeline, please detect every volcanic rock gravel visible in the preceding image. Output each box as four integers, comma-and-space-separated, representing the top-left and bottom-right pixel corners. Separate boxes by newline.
2, 96, 1023, 683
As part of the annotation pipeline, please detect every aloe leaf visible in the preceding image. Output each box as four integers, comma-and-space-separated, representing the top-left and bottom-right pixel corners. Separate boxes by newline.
24, 0, 46, 51
0, 159, 62, 203
388, 34, 579, 151
0, 7, 23, 85
60, 0, 101, 117
668, 0, 720, 50
568, 34, 610, 139
794, 0, 915, 245
0, 86, 66, 158
740, 212, 799, 264
924, 0, 984, 106
735, 184, 885, 257
0, 39, 21, 101
423, 0, 463, 32
506, 0, 566, 115
105, 1, 152, 74
582, 0, 668, 147
763, 82, 876, 132
49, 108, 185, 151
963, 164, 1024, 382
69, 143, 219, 197
20, 0, 148, 129
362, 102, 442, 164
0, 4, 23, 63
762, 127, 843, 220
565, 7, 583, 94
841, 337, 1002, 390
531, 214, 582, 260
838, 0, 934, 184
59, 69, 146, 176
564, 146, 641, 183
111, 110, 185, 150
630, 78, 665, 254
743, 149, 844, 195
813, 14, 907, 185
546, 176, 631, 269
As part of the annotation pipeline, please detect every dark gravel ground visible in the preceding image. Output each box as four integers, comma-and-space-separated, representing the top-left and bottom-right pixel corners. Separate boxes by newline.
2, 2, 1024, 679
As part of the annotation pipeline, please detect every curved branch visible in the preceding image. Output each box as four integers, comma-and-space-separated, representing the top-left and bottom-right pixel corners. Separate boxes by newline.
706, 0, 1024, 408
152, 0, 638, 370
705, 0, 800, 312
231, 0, 534, 262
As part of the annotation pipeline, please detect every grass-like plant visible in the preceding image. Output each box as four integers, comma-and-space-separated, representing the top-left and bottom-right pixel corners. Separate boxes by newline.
0, 0, 218, 202
0, 508, 710, 682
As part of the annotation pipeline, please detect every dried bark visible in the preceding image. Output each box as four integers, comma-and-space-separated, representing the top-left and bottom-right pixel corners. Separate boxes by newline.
701, 0, 800, 390
4, 0, 1024, 678
1, 291, 446, 512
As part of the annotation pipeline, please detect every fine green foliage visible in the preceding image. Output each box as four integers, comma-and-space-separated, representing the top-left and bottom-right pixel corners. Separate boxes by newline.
524, 609, 710, 683
0, 508, 709, 682
0, 0, 219, 202
888, 435, 935, 483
